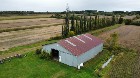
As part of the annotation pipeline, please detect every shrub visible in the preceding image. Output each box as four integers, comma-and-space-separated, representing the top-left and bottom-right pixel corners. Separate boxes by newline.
125, 19, 132, 25
39, 51, 52, 60
131, 21, 140, 26
68, 31, 75, 37
35, 49, 41, 55
118, 17, 123, 24
106, 32, 119, 55
50, 35, 62, 40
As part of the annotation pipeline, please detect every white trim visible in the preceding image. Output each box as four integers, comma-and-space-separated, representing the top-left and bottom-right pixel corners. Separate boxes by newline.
83, 35, 92, 40
74, 36, 85, 43
65, 40, 76, 46
59, 56, 62, 62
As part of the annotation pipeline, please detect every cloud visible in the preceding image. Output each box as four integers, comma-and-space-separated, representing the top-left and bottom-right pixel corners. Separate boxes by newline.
0, 0, 139, 12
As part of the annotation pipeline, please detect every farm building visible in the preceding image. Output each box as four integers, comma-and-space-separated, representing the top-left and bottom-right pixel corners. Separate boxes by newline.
42, 33, 103, 69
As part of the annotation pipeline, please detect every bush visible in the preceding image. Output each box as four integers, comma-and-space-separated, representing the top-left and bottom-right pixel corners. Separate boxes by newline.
35, 49, 41, 55
118, 17, 123, 24
131, 21, 140, 26
68, 31, 75, 37
50, 35, 63, 40
39, 51, 52, 60
106, 32, 119, 55
125, 19, 132, 25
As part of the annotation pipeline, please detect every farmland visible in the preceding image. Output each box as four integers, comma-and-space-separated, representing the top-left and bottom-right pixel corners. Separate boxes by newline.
0, 23, 139, 78
0, 25, 62, 51
0, 18, 63, 29
0, 14, 140, 78
0, 14, 53, 21
98, 25, 140, 78
99, 25, 140, 52
0, 18, 63, 51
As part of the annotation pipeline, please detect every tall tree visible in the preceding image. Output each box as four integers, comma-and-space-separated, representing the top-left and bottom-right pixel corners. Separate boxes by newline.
83, 15, 87, 32
95, 15, 97, 29
70, 13, 75, 31
118, 16, 124, 24
111, 15, 116, 25
63, 4, 70, 37
80, 16, 83, 33
89, 15, 92, 30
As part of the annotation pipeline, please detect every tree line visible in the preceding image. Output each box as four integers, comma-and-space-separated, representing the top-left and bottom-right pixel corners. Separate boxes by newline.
62, 12, 123, 37
0, 11, 48, 15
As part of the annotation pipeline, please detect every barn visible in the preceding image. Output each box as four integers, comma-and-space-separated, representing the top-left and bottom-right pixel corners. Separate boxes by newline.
42, 33, 103, 69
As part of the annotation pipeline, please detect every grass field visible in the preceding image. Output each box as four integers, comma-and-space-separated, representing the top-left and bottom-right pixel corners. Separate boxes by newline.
101, 48, 139, 78
0, 47, 111, 78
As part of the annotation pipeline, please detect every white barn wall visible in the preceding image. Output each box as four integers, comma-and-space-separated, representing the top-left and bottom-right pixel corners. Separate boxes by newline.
59, 51, 78, 67
77, 43, 103, 65
43, 43, 72, 55
42, 43, 57, 53
43, 43, 78, 67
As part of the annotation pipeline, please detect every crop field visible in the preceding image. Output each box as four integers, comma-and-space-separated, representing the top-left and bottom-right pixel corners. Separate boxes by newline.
0, 18, 63, 31
122, 15, 136, 19
0, 25, 62, 51
0, 16, 64, 51
99, 25, 140, 52
0, 14, 53, 21
99, 25, 140, 78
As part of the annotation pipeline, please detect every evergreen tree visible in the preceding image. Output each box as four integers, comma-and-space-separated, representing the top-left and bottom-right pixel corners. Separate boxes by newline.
70, 13, 75, 31
97, 15, 100, 28
89, 15, 92, 30
95, 15, 97, 29
62, 4, 70, 37
62, 25, 64, 36
80, 16, 83, 33
83, 15, 86, 32
111, 15, 116, 25
118, 16, 124, 24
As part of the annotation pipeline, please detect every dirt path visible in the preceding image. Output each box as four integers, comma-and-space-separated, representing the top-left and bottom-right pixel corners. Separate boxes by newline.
99, 25, 140, 52
0, 25, 62, 51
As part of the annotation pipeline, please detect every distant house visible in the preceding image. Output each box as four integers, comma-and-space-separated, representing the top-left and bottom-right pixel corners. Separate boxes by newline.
42, 33, 103, 69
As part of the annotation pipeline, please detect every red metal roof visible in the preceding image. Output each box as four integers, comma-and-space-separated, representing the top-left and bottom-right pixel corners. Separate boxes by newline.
58, 33, 103, 56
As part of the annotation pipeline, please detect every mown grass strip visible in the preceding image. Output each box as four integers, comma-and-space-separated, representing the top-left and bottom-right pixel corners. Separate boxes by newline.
90, 24, 122, 36
0, 23, 63, 33
0, 40, 58, 55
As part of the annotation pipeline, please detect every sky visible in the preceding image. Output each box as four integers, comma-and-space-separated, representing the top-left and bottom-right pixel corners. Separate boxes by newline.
0, 0, 140, 12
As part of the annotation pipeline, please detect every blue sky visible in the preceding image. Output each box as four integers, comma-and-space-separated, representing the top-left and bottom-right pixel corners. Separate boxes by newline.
0, 0, 140, 12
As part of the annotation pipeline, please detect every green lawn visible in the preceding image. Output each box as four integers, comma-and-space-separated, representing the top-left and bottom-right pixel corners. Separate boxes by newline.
0, 40, 58, 55
0, 49, 111, 78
